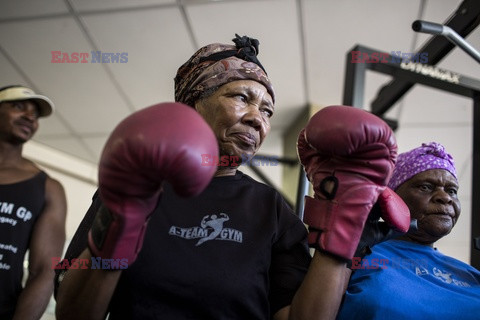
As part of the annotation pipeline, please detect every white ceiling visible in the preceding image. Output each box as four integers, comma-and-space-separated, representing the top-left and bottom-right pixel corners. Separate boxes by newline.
1, 0, 479, 260
0, 0, 478, 188
0, 0, 474, 158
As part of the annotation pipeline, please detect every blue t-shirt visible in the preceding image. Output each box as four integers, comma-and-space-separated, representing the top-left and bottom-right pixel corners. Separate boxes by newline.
337, 240, 480, 319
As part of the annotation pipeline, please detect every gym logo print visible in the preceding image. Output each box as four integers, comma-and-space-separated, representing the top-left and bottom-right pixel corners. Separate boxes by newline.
416, 266, 471, 287
0, 243, 17, 270
51, 51, 128, 63
399, 62, 460, 84
353, 257, 471, 287
0, 201, 34, 226
168, 213, 243, 246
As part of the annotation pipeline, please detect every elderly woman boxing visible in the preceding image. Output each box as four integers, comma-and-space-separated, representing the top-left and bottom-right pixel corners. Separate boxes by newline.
54, 34, 405, 320
337, 142, 480, 319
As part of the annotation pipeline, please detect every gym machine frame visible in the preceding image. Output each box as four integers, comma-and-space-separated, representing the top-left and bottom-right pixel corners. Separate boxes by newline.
343, 42, 480, 269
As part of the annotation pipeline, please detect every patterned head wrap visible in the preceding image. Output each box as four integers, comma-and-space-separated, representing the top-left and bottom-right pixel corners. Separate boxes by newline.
174, 34, 275, 107
388, 142, 457, 191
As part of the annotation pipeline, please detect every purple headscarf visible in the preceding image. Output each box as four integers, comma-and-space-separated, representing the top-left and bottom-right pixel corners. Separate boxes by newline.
388, 142, 457, 191
174, 34, 275, 108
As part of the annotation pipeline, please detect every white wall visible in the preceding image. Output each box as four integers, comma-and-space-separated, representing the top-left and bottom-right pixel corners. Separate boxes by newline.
24, 140, 98, 242
240, 129, 285, 192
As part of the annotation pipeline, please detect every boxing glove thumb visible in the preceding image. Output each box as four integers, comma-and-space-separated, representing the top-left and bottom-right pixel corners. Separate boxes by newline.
352, 187, 413, 262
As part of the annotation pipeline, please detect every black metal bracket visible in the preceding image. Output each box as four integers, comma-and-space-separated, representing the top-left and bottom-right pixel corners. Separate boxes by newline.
343, 44, 480, 269
369, 0, 480, 116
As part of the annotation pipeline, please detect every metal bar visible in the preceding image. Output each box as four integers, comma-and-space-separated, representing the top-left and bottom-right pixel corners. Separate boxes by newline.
295, 168, 309, 220
343, 45, 367, 107
442, 26, 480, 64
253, 154, 298, 166
413, 20, 480, 64
472, 94, 480, 270
342, 44, 480, 95
343, 45, 399, 130
248, 165, 295, 210
342, 49, 480, 269
368, 59, 480, 97
370, 0, 480, 116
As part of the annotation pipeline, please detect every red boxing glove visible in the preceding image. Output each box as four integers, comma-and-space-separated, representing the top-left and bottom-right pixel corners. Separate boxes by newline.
88, 102, 218, 264
377, 187, 411, 233
353, 187, 412, 261
298, 105, 398, 261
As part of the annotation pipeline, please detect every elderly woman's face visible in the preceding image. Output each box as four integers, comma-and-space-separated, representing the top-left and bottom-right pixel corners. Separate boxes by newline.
395, 169, 461, 245
194, 80, 274, 160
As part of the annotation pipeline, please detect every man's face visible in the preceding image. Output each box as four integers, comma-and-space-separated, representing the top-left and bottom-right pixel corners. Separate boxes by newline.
194, 80, 274, 161
395, 169, 461, 245
0, 100, 40, 144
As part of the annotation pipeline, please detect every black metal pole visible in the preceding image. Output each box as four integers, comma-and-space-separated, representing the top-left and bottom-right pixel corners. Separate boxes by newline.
295, 168, 309, 221
248, 165, 295, 210
371, 0, 480, 116
343, 46, 366, 107
412, 20, 480, 64
471, 94, 480, 270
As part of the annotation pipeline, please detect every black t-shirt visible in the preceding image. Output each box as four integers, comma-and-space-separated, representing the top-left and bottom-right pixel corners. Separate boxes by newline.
0, 172, 46, 319
109, 171, 310, 319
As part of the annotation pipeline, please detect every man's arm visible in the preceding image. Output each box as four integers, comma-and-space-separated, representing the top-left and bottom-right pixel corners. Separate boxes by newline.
13, 177, 67, 320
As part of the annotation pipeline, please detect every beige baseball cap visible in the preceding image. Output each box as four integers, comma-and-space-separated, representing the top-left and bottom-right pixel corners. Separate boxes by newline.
0, 86, 54, 117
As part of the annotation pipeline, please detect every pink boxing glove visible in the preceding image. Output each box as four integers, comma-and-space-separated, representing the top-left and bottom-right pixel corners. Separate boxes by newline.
88, 102, 218, 264
297, 105, 398, 261
353, 187, 413, 261
377, 187, 411, 234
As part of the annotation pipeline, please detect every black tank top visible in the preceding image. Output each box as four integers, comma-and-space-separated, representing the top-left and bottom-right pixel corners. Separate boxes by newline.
0, 171, 47, 318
